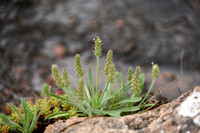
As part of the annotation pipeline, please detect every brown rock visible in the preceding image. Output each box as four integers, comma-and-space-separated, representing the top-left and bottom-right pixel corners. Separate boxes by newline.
44, 117, 89, 133
45, 86, 200, 133
53, 43, 66, 58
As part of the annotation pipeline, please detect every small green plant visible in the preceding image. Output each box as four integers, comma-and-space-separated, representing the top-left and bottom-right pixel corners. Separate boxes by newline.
0, 98, 39, 133
0, 84, 50, 133
48, 37, 159, 118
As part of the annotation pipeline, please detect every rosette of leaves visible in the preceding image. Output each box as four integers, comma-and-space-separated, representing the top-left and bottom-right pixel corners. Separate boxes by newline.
48, 37, 159, 118
0, 84, 50, 133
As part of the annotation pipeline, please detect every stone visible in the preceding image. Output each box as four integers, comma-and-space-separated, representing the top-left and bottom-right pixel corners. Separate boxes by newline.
53, 43, 66, 58
45, 86, 200, 133
44, 117, 89, 133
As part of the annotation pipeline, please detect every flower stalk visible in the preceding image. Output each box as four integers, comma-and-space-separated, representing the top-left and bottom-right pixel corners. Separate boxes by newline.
93, 37, 102, 92
139, 63, 159, 105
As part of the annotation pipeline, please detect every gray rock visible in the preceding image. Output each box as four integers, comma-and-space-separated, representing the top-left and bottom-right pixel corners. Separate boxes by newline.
0, 0, 200, 68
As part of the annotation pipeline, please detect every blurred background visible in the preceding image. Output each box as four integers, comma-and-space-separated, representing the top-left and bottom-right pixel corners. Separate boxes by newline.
0, 0, 200, 113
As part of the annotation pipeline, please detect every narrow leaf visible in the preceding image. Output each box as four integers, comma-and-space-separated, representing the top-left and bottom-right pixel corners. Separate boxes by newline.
0, 114, 10, 123
50, 93, 68, 101
115, 97, 142, 105
0, 114, 25, 132
29, 99, 39, 132
84, 85, 91, 101
118, 106, 140, 112
21, 98, 31, 130
7, 104, 24, 123
95, 110, 121, 118
45, 112, 69, 119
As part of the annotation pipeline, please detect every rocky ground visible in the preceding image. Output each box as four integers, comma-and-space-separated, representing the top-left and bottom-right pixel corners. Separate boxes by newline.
44, 86, 200, 133
0, 0, 200, 114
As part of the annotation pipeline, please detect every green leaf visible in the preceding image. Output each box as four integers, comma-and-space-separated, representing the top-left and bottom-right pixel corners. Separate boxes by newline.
95, 110, 121, 118
29, 118, 37, 133
50, 93, 68, 101
118, 106, 140, 112
99, 95, 114, 108
84, 85, 91, 101
29, 99, 39, 132
0, 114, 25, 132
114, 97, 142, 105
45, 112, 69, 119
95, 106, 140, 118
99, 83, 110, 103
118, 73, 126, 97
21, 98, 31, 131
7, 103, 24, 124
10, 121, 25, 133
0, 114, 10, 123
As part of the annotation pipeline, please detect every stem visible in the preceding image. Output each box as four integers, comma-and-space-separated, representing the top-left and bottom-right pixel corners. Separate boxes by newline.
96, 56, 100, 94
139, 78, 156, 106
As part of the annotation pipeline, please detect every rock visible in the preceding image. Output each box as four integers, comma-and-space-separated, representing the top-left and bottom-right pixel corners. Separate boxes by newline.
1, 0, 200, 68
122, 86, 200, 133
53, 43, 67, 58
45, 86, 200, 133
44, 117, 89, 133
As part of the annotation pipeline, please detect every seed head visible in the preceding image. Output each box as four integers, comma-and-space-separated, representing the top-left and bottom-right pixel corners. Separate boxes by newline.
127, 66, 133, 81
152, 62, 159, 79
131, 66, 141, 94
62, 68, 70, 87
75, 54, 84, 77
77, 77, 85, 101
42, 84, 50, 97
93, 36, 102, 57
108, 64, 115, 83
52, 65, 65, 88
104, 49, 113, 75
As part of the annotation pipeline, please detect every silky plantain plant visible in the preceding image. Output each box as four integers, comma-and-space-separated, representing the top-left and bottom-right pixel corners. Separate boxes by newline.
48, 36, 159, 118
0, 84, 50, 133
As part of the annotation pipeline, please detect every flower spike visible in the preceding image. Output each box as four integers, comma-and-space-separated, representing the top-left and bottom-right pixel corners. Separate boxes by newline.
108, 64, 115, 83
62, 68, 70, 87
104, 49, 113, 75
131, 66, 141, 94
152, 62, 159, 79
77, 77, 85, 101
75, 54, 84, 77
93, 36, 102, 57
51, 64, 65, 88
127, 66, 133, 81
